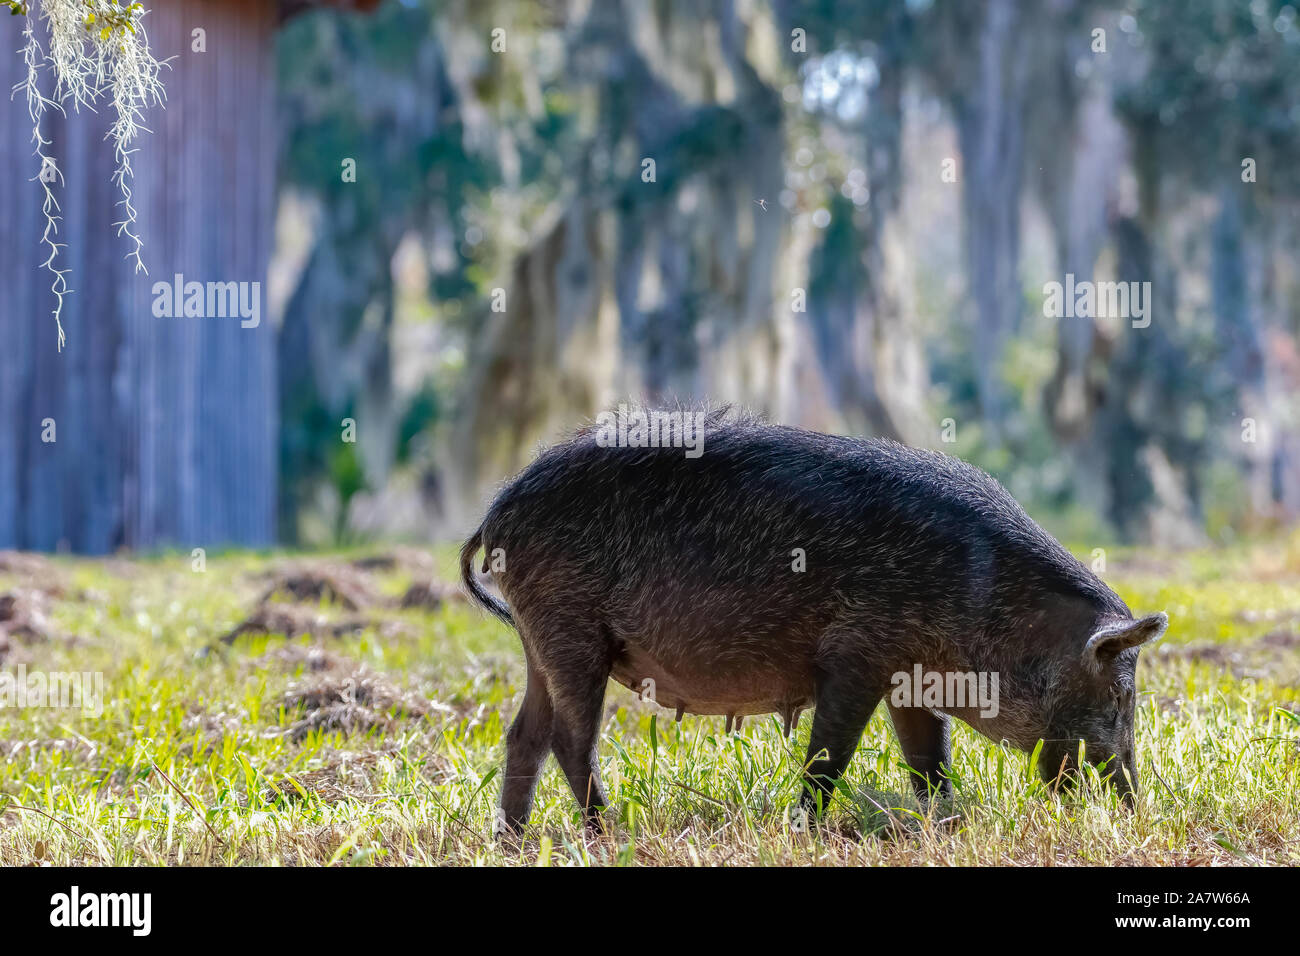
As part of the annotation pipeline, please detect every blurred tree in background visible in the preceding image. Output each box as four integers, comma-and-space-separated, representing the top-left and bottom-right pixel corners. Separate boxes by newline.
271, 0, 1300, 548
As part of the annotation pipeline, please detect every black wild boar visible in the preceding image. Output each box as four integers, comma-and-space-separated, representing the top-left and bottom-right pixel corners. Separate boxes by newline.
460, 409, 1167, 833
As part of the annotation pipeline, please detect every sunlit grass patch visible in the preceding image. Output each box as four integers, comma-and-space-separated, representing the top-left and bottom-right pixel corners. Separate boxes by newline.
0, 540, 1297, 866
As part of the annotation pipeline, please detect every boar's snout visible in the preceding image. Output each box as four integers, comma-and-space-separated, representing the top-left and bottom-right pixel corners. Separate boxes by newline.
1035, 739, 1137, 805
1034, 674, 1143, 801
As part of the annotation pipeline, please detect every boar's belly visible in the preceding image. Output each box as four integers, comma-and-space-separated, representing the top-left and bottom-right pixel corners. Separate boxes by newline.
609, 642, 813, 718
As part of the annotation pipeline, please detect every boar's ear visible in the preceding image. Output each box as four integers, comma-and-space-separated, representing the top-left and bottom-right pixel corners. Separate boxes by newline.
1083, 612, 1168, 670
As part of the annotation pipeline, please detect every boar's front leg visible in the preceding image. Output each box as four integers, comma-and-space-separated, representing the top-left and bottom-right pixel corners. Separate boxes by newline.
887, 703, 952, 804
800, 661, 885, 818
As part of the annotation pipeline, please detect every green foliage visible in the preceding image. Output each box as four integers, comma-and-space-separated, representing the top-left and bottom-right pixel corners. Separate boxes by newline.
395, 382, 440, 468
327, 437, 365, 541
277, 2, 494, 270
1118, 0, 1300, 197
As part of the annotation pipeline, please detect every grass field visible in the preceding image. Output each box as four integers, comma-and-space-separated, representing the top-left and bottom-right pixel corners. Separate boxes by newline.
1, 538, 1298, 867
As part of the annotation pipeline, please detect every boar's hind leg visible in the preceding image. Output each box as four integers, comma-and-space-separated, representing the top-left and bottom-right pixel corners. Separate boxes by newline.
800, 665, 885, 817
545, 646, 613, 834
500, 656, 554, 834
887, 704, 952, 804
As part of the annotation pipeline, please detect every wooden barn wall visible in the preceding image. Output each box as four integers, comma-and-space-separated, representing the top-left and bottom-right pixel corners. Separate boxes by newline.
0, 0, 278, 552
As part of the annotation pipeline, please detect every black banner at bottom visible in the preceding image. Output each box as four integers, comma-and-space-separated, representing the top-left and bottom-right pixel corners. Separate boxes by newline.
0, 864, 1284, 942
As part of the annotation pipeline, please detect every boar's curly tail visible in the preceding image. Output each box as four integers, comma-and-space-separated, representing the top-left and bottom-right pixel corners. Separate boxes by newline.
460, 526, 515, 630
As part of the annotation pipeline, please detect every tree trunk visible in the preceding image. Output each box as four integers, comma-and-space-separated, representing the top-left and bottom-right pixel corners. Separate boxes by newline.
950, 0, 1032, 430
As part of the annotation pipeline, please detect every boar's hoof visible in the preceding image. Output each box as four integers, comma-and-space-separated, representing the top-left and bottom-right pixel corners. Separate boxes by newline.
724, 713, 735, 734
675, 704, 685, 723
